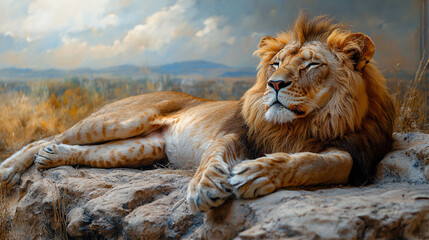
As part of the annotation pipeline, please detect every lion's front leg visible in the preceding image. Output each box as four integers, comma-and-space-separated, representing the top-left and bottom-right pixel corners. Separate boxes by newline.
187, 134, 242, 212
229, 148, 353, 199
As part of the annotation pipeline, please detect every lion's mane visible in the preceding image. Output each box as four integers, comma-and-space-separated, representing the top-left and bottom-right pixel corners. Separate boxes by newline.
240, 15, 395, 185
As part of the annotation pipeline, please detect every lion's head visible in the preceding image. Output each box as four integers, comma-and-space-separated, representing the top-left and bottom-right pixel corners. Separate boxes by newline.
241, 14, 394, 159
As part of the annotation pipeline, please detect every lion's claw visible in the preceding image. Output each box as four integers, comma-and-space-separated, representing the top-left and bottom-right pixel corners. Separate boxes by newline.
43, 146, 55, 154
187, 163, 232, 212
0, 165, 21, 187
34, 144, 71, 169
229, 160, 277, 199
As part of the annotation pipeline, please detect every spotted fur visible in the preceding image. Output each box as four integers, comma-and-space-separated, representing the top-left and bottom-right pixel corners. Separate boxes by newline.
0, 14, 394, 212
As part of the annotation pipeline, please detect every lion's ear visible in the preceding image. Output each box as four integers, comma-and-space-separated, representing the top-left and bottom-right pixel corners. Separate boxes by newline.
258, 35, 276, 49
329, 32, 375, 71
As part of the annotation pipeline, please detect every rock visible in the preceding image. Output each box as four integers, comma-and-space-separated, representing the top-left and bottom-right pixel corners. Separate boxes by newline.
231, 184, 429, 240
7, 167, 200, 240
377, 132, 429, 183
2, 132, 429, 239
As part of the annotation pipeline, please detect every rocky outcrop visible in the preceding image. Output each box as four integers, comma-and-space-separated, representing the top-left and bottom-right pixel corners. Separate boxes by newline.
3, 132, 429, 239
377, 132, 429, 183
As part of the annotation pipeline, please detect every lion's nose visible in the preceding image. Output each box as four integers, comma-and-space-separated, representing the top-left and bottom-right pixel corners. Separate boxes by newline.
267, 80, 292, 91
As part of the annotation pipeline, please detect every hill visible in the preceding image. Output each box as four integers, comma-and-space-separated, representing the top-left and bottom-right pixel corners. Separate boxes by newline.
0, 60, 257, 80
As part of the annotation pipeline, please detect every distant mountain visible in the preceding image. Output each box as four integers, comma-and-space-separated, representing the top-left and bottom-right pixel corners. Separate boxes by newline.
153, 60, 234, 77
0, 60, 256, 80
220, 69, 256, 77
155, 60, 230, 74
0, 67, 65, 78
153, 60, 256, 77
69, 65, 143, 76
99, 65, 142, 75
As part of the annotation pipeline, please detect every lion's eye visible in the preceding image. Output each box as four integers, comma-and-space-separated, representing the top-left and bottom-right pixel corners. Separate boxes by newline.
305, 62, 321, 70
270, 62, 279, 70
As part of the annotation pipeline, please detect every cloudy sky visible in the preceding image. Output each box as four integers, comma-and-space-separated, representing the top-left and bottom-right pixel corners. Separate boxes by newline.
0, 0, 422, 72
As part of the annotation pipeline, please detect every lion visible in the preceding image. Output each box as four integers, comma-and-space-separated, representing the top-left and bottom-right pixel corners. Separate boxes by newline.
0, 14, 394, 212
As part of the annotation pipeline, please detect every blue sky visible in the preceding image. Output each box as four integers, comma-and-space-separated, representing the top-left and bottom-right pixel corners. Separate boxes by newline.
0, 0, 421, 72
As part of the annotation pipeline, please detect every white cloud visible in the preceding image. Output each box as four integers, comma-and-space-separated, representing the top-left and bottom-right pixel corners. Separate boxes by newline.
44, 0, 197, 68
0, 0, 251, 69
123, 0, 196, 50
196, 17, 222, 37
0, 0, 123, 41
100, 14, 120, 28
192, 16, 235, 49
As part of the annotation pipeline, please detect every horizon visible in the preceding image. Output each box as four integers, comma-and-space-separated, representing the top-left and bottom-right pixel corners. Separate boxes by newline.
0, 0, 423, 74
0, 59, 234, 71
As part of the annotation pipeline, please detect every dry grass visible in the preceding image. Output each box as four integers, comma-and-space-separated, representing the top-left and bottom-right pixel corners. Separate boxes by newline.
0, 185, 10, 240
391, 58, 429, 133
0, 91, 105, 160
51, 186, 68, 240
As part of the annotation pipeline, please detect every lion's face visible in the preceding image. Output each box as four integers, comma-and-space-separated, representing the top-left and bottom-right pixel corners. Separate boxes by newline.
243, 17, 378, 140
241, 15, 393, 155
263, 41, 336, 123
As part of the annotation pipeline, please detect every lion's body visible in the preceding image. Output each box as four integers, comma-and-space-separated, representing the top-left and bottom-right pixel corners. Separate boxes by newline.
0, 15, 394, 212
0, 92, 238, 170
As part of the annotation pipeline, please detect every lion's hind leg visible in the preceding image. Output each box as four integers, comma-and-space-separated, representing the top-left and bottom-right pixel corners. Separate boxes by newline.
55, 108, 160, 145
35, 133, 165, 169
1, 106, 162, 187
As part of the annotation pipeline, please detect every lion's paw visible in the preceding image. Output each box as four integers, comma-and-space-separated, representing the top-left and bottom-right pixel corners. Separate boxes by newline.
0, 164, 21, 187
187, 163, 233, 212
228, 160, 277, 199
34, 144, 72, 169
